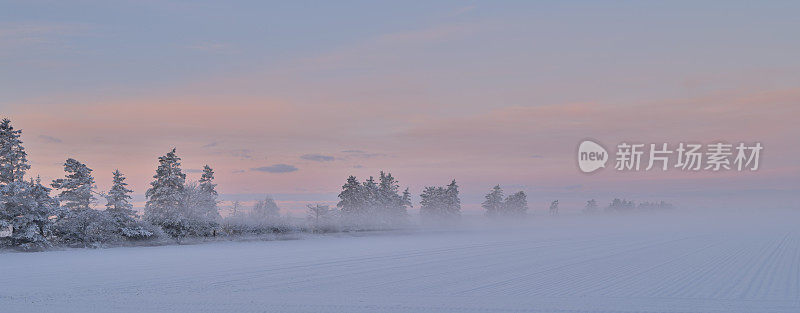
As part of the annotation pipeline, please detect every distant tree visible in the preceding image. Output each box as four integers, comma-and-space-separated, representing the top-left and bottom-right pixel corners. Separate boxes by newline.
584, 199, 599, 213
606, 198, 635, 212
362, 176, 379, 216
231, 200, 241, 217
420, 180, 461, 222
195, 165, 221, 221
51, 158, 96, 211
377, 171, 410, 225
637, 201, 674, 210
503, 191, 528, 216
337, 176, 363, 217
144, 148, 189, 238
251, 196, 280, 224
306, 204, 335, 232
548, 200, 559, 216
444, 180, 461, 217
482, 185, 505, 217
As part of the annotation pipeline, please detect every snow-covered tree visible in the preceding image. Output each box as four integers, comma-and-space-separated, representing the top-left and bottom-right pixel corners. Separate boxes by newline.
337, 176, 364, 217
362, 176, 379, 216
51, 158, 96, 211
306, 203, 336, 232
0, 118, 30, 185
106, 169, 135, 218
195, 165, 220, 221
181, 165, 221, 236
503, 191, 528, 216
105, 169, 153, 240
0, 178, 59, 250
420, 180, 461, 222
144, 148, 189, 238
50, 159, 121, 247
377, 171, 410, 225
336, 172, 412, 228
482, 185, 505, 217
0, 119, 58, 250
54, 206, 118, 247
250, 196, 280, 223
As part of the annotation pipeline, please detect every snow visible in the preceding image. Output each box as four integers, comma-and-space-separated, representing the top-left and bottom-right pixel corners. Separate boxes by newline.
2, 209, 799, 313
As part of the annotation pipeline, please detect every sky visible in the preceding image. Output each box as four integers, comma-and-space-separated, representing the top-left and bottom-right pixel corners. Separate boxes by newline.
1, 1, 799, 214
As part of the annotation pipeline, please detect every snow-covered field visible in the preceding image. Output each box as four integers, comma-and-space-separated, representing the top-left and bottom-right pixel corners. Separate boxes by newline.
2, 210, 799, 313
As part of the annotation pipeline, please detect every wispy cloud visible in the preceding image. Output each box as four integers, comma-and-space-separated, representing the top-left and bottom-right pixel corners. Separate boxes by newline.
186, 41, 235, 53
450, 5, 477, 17
342, 150, 387, 159
185, 168, 204, 173
38, 135, 62, 143
251, 164, 298, 173
300, 154, 335, 162
229, 149, 253, 159
0, 22, 90, 52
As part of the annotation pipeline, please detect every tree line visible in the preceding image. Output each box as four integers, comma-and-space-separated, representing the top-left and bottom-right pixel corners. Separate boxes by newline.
0, 117, 672, 251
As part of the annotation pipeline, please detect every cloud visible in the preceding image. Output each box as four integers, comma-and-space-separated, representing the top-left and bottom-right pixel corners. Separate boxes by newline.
251, 164, 298, 173
450, 5, 476, 17
342, 150, 387, 159
186, 41, 235, 53
300, 154, 335, 162
185, 168, 204, 173
353, 164, 364, 169
38, 135, 62, 143
229, 149, 253, 159
202, 142, 219, 148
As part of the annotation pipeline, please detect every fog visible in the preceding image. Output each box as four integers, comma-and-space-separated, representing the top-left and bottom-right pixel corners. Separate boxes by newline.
3, 206, 799, 312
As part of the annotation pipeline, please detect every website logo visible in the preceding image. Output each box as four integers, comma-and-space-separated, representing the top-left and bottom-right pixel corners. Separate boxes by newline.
576, 140, 763, 173
578, 140, 609, 173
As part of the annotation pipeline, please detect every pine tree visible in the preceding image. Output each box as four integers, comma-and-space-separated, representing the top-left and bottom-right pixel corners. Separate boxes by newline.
584, 199, 599, 213
377, 171, 410, 225
337, 176, 363, 217
51, 159, 122, 247
104, 169, 152, 240
144, 148, 188, 238
362, 176, 379, 216
0, 119, 57, 250
482, 185, 505, 217
420, 180, 461, 222
106, 169, 135, 219
0, 118, 30, 185
0, 178, 59, 250
51, 158, 96, 211
194, 165, 220, 221
504, 191, 528, 216
444, 180, 461, 217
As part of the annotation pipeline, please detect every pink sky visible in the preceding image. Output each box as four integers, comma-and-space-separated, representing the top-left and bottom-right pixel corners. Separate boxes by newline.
2, 2, 799, 214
